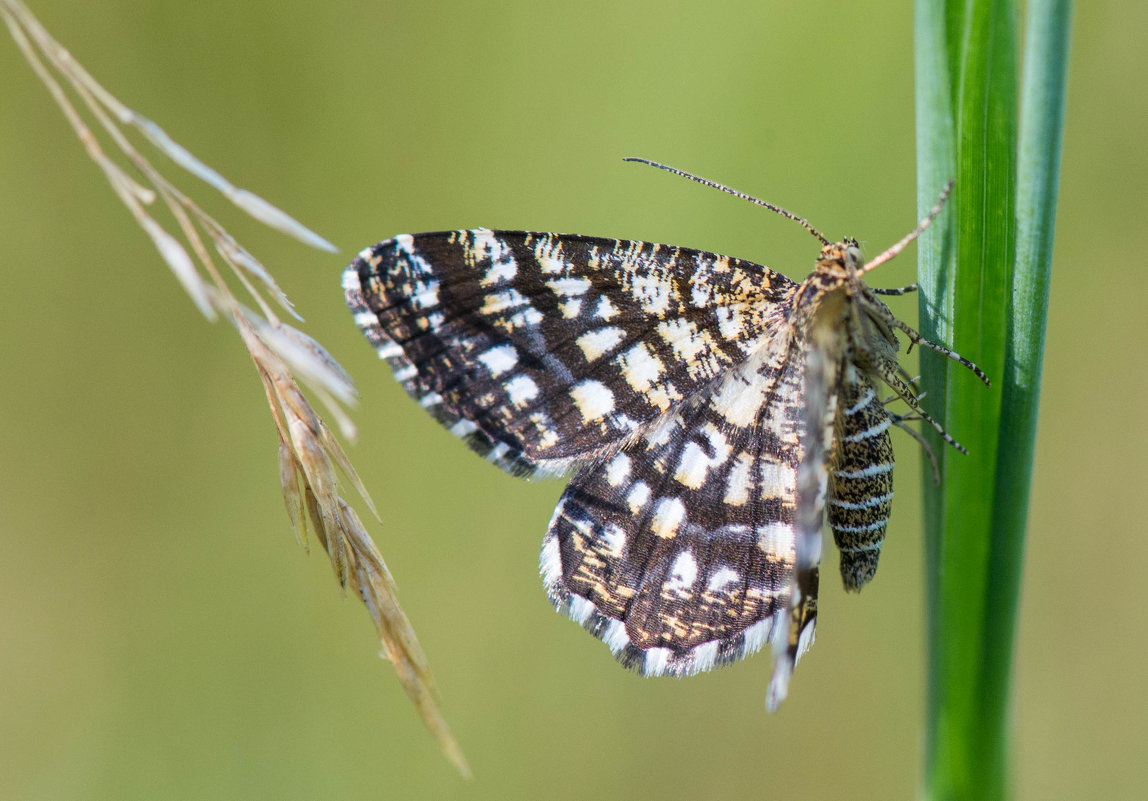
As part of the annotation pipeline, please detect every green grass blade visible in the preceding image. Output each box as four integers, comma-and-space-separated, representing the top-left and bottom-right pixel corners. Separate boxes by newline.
916, 0, 1071, 798
982, 0, 1074, 792
940, 4, 1019, 796
912, 2, 955, 784
918, 0, 1008, 798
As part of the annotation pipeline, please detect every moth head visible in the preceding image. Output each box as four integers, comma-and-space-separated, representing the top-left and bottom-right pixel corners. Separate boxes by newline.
795, 240, 863, 332
813, 237, 865, 285
806, 239, 902, 353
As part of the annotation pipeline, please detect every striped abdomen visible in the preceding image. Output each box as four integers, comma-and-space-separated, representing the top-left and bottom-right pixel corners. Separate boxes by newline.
829, 363, 894, 591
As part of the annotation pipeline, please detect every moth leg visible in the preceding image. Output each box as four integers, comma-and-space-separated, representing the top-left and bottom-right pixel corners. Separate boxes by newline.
889, 412, 942, 484
875, 367, 969, 455
864, 300, 990, 387
871, 283, 918, 296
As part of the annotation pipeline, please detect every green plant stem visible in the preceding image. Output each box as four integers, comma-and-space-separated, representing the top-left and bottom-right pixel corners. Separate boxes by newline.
913, 9, 955, 784
981, 0, 1073, 792
915, 0, 1071, 798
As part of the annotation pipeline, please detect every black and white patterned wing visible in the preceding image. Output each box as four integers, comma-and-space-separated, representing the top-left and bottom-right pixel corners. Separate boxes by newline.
766, 327, 841, 709
343, 230, 795, 476
541, 331, 811, 677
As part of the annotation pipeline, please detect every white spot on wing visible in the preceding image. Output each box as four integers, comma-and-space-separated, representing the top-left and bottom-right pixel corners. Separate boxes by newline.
626, 482, 651, 513
759, 460, 797, 494
570, 380, 614, 421
595, 295, 619, 320
342, 267, 364, 291
449, 418, 477, 438
690, 641, 719, 673
650, 497, 686, 539
568, 595, 595, 626
375, 340, 403, 360
631, 272, 673, 315
673, 425, 730, 489
691, 278, 712, 308
617, 342, 664, 393
706, 566, 741, 593
533, 234, 570, 273
601, 522, 627, 558
478, 344, 518, 377
539, 532, 562, 587
796, 619, 817, 662
602, 619, 631, 654
353, 310, 379, 329
644, 647, 671, 675
656, 318, 707, 362
466, 229, 517, 284
481, 287, 528, 314
665, 551, 698, 597
709, 349, 774, 427
715, 305, 746, 342
741, 616, 776, 661
643, 415, 680, 448
483, 258, 516, 285
605, 453, 631, 487
757, 522, 795, 560
703, 425, 731, 464
576, 326, 625, 362
560, 298, 583, 319
481, 287, 544, 328
674, 442, 711, 489
547, 276, 591, 297
506, 375, 540, 406
614, 414, 640, 433
724, 451, 754, 505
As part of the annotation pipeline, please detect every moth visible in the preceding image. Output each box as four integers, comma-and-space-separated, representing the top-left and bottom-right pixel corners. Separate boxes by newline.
342, 159, 987, 709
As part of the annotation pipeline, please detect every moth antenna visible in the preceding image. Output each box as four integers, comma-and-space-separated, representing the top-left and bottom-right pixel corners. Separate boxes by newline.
624, 157, 831, 246
860, 180, 954, 275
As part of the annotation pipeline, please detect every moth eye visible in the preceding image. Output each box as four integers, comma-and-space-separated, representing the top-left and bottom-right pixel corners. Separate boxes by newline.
845, 246, 865, 267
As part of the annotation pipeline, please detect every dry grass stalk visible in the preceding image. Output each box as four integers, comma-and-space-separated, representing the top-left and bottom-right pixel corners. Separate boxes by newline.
2, 0, 469, 777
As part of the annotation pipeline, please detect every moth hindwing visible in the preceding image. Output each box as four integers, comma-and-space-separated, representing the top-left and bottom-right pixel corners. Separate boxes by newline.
343, 181, 986, 709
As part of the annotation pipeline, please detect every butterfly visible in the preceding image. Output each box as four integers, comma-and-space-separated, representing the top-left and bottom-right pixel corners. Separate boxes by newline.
342, 159, 987, 708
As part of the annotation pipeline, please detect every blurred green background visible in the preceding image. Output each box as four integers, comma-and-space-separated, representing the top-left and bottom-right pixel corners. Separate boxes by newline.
1, 2, 1143, 799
